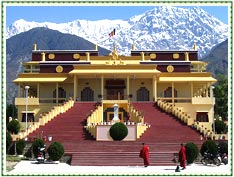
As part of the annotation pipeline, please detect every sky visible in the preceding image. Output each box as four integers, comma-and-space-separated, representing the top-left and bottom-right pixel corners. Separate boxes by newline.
5, 5, 229, 28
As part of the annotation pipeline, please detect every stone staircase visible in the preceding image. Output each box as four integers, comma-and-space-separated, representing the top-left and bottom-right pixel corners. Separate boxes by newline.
27, 101, 204, 166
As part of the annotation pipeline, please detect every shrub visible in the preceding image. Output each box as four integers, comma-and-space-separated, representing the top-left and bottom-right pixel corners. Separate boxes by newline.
109, 122, 128, 141
7, 119, 20, 134
215, 119, 227, 134
32, 138, 45, 158
185, 142, 199, 164
200, 140, 218, 156
218, 141, 228, 154
47, 142, 64, 161
16, 139, 26, 155
6, 131, 12, 152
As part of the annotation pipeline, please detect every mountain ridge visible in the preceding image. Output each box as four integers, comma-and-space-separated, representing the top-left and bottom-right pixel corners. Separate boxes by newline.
6, 6, 228, 58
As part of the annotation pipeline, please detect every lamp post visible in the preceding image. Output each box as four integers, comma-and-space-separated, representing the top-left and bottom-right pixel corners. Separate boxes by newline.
25, 85, 30, 140
212, 86, 215, 138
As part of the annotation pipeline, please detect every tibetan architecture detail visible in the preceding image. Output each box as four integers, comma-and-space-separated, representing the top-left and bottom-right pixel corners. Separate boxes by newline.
13, 43, 218, 141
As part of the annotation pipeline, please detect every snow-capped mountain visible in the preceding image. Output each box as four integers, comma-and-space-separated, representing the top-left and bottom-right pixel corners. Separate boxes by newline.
6, 6, 228, 57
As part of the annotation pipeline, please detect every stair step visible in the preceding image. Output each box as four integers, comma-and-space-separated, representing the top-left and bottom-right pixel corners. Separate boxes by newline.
28, 102, 204, 166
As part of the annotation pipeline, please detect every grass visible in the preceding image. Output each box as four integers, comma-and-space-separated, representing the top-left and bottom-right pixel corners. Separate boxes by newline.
6, 155, 22, 162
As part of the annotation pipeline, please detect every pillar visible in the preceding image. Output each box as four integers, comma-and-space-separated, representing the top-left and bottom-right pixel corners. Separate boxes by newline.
172, 82, 175, 110
37, 83, 40, 98
101, 75, 104, 99
127, 76, 130, 98
153, 75, 157, 101
73, 75, 77, 101
190, 82, 193, 98
56, 83, 58, 104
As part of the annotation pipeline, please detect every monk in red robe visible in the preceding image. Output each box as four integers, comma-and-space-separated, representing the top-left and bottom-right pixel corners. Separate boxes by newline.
140, 143, 150, 167
179, 143, 186, 170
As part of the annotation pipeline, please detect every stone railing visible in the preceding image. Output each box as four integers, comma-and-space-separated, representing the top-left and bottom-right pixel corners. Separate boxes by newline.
157, 100, 194, 126
84, 105, 103, 138
84, 103, 149, 140
11, 99, 75, 141
192, 121, 228, 140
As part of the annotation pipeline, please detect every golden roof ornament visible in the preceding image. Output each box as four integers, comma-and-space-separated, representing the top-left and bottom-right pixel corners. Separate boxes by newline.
193, 43, 197, 50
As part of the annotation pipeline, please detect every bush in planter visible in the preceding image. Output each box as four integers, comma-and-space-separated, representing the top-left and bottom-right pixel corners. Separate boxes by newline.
218, 141, 228, 154
7, 119, 20, 134
200, 140, 218, 156
6, 131, 12, 153
16, 139, 26, 155
185, 142, 199, 164
47, 141, 64, 161
32, 138, 45, 158
109, 122, 128, 141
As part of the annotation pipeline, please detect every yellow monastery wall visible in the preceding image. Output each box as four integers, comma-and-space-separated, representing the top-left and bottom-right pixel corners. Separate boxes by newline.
17, 104, 57, 123
174, 103, 212, 123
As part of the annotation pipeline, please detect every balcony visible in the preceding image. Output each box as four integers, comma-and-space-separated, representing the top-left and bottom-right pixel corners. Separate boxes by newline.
15, 97, 39, 106
192, 97, 214, 105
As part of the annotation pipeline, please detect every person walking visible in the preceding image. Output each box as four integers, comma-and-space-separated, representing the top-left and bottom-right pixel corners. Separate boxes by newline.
140, 143, 150, 167
179, 143, 186, 170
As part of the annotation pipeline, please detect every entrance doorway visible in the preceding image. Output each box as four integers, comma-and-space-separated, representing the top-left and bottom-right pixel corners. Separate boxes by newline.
107, 89, 124, 100
105, 79, 125, 100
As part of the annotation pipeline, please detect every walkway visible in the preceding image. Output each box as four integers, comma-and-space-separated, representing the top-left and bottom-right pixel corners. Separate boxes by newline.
5, 160, 231, 176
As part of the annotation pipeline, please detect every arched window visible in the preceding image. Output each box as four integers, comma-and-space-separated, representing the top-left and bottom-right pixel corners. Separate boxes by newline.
53, 87, 66, 103
164, 87, 177, 102
137, 87, 149, 101
81, 87, 94, 101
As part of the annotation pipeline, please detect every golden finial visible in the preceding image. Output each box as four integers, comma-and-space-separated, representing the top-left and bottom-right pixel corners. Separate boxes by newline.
132, 43, 135, 50
193, 43, 197, 50
33, 43, 37, 51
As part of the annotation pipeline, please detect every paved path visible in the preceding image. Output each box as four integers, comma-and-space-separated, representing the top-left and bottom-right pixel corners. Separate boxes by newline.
5, 160, 231, 176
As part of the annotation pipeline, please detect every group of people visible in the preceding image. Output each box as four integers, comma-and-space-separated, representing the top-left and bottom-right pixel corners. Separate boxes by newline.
139, 143, 187, 170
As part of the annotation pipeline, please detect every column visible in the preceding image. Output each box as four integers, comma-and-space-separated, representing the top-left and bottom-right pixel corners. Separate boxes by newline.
73, 75, 77, 101
172, 82, 175, 110
127, 76, 129, 98
56, 83, 58, 104
153, 75, 157, 101
101, 75, 104, 99
37, 83, 40, 98
18, 84, 21, 97
206, 84, 209, 97
190, 82, 193, 98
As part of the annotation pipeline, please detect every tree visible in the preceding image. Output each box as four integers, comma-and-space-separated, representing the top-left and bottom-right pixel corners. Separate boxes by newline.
7, 119, 20, 134
215, 119, 227, 134
6, 104, 18, 124
214, 74, 228, 121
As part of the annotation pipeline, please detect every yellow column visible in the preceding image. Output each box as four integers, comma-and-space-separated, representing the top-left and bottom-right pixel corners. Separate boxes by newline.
56, 83, 58, 104
73, 75, 77, 101
190, 82, 193, 98
18, 84, 21, 97
127, 76, 129, 98
172, 82, 175, 110
206, 84, 209, 97
101, 75, 104, 99
37, 83, 40, 98
153, 75, 157, 101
